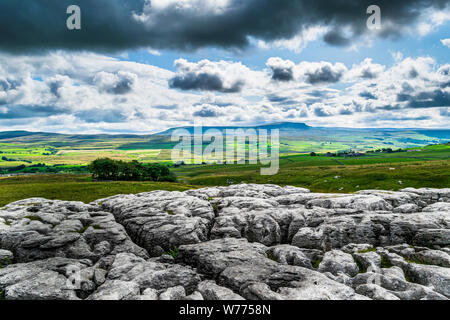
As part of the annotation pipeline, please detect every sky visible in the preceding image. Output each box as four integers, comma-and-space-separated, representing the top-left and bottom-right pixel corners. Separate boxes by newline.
0, 0, 449, 134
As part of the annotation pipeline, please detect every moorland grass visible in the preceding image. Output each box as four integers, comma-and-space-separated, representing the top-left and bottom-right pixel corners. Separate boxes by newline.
0, 156, 448, 206
176, 160, 450, 193
0, 174, 195, 207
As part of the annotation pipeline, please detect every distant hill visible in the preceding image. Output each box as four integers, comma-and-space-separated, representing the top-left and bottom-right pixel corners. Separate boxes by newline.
2, 122, 450, 140
0, 131, 154, 143
0, 123, 449, 152
0, 131, 56, 140
155, 122, 311, 136
0, 122, 312, 142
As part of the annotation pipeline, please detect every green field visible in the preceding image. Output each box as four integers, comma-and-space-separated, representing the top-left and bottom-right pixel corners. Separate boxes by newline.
0, 125, 448, 168
173, 144, 450, 192
176, 161, 449, 192
0, 175, 194, 207
0, 128, 448, 207
0, 144, 448, 207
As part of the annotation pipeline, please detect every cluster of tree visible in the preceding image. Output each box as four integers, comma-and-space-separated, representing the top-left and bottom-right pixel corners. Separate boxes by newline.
42, 147, 58, 156
366, 148, 405, 154
322, 150, 365, 157
88, 158, 176, 182
319, 147, 408, 157
0, 164, 89, 174
1, 156, 32, 163
0, 164, 26, 173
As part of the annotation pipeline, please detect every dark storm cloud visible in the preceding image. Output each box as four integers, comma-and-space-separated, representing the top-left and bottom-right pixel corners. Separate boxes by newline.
47, 79, 65, 98
440, 81, 450, 88
193, 106, 223, 117
94, 72, 136, 95
266, 94, 300, 106
339, 108, 354, 115
48, 82, 62, 98
110, 78, 134, 95
267, 94, 289, 103
169, 73, 244, 93
409, 68, 419, 79
0, 0, 146, 53
271, 67, 294, 82
0, 0, 448, 53
266, 60, 295, 82
0, 79, 21, 91
439, 65, 450, 76
314, 106, 332, 117
379, 104, 402, 111
406, 89, 450, 108
382, 89, 450, 111
397, 93, 412, 102
0, 105, 70, 119
359, 91, 376, 100
323, 31, 351, 47
361, 69, 378, 79
395, 82, 417, 102
305, 64, 345, 84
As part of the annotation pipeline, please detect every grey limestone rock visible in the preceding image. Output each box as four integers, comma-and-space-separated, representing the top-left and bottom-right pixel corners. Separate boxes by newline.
0, 184, 448, 300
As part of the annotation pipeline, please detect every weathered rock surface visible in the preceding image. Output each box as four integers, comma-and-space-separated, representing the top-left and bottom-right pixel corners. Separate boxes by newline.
0, 184, 448, 300
179, 238, 366, 300
197, 280, 245, 300
86, 280, 140, 300
106, 252, 202, 294
0, 198, 148, 263
94, 191, 213, 256
0, 249, 13, 267
0, 257, 91, 300
318, 250, 359, 277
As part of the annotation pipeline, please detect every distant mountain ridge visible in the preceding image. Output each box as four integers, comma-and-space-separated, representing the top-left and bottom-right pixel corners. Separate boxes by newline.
0, 122, 449, 155
0, 122, 449, 141
155, 122, 311, 135
0, 122, 311, 140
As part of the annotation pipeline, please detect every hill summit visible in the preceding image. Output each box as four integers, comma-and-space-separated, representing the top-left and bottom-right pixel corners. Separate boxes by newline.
156, 122, 311, 136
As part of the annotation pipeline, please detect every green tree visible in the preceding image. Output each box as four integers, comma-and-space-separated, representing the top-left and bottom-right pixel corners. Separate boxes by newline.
88, 158, 176, 182
88, 158, 119, 180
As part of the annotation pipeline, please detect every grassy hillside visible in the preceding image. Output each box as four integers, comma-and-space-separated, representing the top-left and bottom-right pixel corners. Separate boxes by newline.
176, 160, 449, 193
0, 175, 194, 207
0, 145, 448, 206
0, 125, 448, 168
0, 160, 447, 207
0, 130, 448, 207
173, 144, 449, 192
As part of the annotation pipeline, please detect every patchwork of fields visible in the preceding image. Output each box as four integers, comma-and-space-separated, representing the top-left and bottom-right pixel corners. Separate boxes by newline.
0, 126, 448, 206
0, 144, 448, 206
0, 124, 449, 167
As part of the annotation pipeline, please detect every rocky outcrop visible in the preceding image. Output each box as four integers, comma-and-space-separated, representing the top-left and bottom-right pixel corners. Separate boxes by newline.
93, 191, 214, 256
0, 198, 148, 263
0, 184, 449, 300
